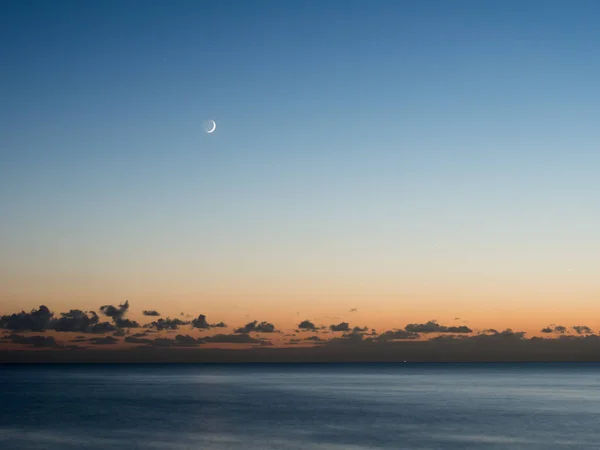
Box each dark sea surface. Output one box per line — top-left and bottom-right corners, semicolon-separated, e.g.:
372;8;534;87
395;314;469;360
1;363;600;449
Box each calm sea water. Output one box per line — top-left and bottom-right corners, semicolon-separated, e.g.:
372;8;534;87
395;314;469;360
1;363;600;449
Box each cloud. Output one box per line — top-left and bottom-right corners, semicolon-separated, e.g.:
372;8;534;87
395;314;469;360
340;326;371;339
329;322;350;332
297;320;318;332
190;314;210;329
124;334;203;348
87;336;119;345
145;318;190;331
404;320;472;334
98;300;139;329
573;325;593;335
476;329;526;340
377;329;420;341
114;318;140;328
5;334;60;348
172;335;201;346
150;335;202;347
142;310;161;317
130;332;151;338
99;300;130;320
50;310;98;332
234;320;277;334
0;305;54;332
125;336;153;345
113;329;127;337
204;333;264;344
304;336;324;342
90;322;116;334
190;314;227;330
349;308;358;312
541;325;568;334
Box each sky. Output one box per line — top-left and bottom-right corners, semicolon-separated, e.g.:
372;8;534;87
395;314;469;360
2;0;600;356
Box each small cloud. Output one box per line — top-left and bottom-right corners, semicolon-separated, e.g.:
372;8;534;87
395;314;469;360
304;336;324;342
405;320;472;334
145;318;190;331
87;336;119;345
142;310;161;317
191;314;227;330
99;300;129;320
349;308;358;313
204;333;264;344
297;320;318;332
125;336;153;345
114;318;140;328
90;322;116;334
234;320;277;334
377;329;420;341
573;325;593;335
329;322;350;332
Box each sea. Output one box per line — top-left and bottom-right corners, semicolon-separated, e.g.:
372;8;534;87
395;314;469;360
1;363;599;449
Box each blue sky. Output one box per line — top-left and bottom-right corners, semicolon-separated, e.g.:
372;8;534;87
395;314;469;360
2;1;600;329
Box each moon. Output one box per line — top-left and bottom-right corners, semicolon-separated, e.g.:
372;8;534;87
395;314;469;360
206;120;216;133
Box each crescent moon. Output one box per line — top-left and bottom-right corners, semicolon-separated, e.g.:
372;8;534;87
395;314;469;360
207;120;216;133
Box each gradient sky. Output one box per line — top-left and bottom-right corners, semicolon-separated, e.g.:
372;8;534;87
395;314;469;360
2;0;600;336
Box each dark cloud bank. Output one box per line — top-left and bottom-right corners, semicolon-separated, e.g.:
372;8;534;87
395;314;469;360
4;306;600;362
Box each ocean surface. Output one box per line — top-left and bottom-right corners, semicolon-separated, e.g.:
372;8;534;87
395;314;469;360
1;363;600;449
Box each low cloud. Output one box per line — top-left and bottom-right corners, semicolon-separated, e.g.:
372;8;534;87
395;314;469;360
99;300;129;320
4;334;60;348
476;329;526;340
87;336;119;345
541;325;568;334
145;318;190;331
114;318;140;328
349;308;358;313
125;336;153;345
205;333;264;344
297;320;318;332
404;320;472;334
142;310;161;317
377;329;420;341
90;322;116;334
50;310;98;332
0;305;53;332
190;314;228;330
573;325;593;335
191;314;210;329
150;335;202;347
234;320;277;334
329;322;350;332
99;300;139;329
